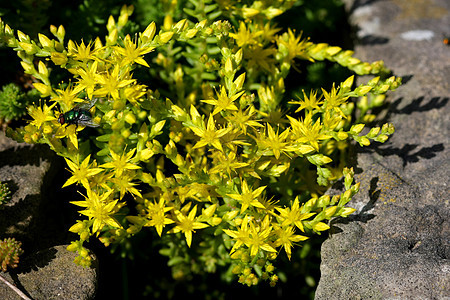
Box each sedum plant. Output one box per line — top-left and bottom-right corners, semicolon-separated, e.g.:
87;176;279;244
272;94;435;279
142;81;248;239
0;83;40;123
0;237;23;272
0;1;400;286
0;181;12;206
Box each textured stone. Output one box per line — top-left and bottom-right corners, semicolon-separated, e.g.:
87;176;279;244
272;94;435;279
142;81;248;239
0;245;97;300
0;132;98;299
316;0;450;299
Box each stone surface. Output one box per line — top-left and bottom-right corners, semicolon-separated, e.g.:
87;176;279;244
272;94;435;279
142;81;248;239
0;245;97;300
0;132;98;299
0;131;55;247
316;0;450;299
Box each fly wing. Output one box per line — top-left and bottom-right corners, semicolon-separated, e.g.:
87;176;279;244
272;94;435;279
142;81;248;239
77;113;100;127
74;98;98;111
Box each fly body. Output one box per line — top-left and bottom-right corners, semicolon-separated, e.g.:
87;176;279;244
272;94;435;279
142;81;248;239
58;98;100;128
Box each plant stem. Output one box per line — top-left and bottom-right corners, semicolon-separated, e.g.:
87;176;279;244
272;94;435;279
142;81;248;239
0;273;32;300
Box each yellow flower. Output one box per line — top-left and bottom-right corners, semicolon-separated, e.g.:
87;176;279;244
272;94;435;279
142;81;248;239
210;151;249;177
71;187;122;233
201;86;242;115
276;29;311;62
110;171;142;200
190;115;230;152
68;40;99;62
226;106;263;135
245;46;276;72
229;21;262;48
114;35;154;67
172;205;209;247
273;225;308;260
101;148;141;178
52;86;80;112
144;198;174;236
246;215;276;256
94;64;135;100
63;155;104;189
289;89;323;113
28;102;57;129
227;179;266;213
256;124;292;159
287;112;331;152
321;84;349;118
73;61;99;99
275;197;315;232
223;215;251;253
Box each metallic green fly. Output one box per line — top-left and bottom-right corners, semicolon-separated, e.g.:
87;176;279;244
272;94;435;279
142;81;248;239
58;98;100;128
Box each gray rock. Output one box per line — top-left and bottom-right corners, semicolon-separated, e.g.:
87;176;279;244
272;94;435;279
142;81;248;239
0;131;54;244
0;132;98;299
316;0;450;299
0;245;97;300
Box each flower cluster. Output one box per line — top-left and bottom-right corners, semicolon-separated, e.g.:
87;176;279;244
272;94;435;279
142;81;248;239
0;1;400;285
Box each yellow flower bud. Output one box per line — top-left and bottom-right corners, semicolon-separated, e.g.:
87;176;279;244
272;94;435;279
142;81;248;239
139;148;154;161
234;73;245;90
324;206;338;218
17;30;29;42
66;243;78;252
224;210;238;221
38;33;53;48
211;217;222;226
142;22;156;41
156;169;165;183
38;61;49;78
340;207;356;217
51;52;68;65
202;204;217;218
80;248;89;258
69;222;84;233
197;20;207;29
31;132;40;143
159;32;174;44
265;8;283;19
57;25;65;39
106;28;118;45
33;83;52;97
350;124;365;135
347;57;361;66
224;57;233;76
313;222;330;232
80;231;90;241
124;112;136;124
204;27;213;35
174;19;187;32
185;28;198;39
360;137;370;146
152;120;166;134
118;12;129;28
337;131;348;140
174;154;184;166
20;61;34;74
107;15;116;32
18;41;37;54
4;24;14;36
163;15;173;31
323;45;340;56
121;129;131;138
50;25;57;36
357;85;373;96
342;75;354;90
242;8;260;18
